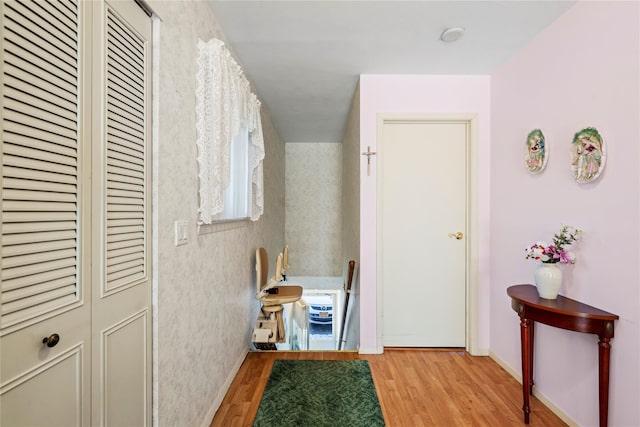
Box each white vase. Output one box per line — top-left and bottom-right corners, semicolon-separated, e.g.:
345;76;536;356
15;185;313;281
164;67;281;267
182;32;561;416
534;263;563;299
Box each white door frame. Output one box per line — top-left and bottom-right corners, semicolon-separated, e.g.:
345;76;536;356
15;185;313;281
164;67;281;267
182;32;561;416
375;113;480;354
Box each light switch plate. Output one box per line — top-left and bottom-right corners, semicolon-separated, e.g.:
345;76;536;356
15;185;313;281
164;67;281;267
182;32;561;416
175;220;188;246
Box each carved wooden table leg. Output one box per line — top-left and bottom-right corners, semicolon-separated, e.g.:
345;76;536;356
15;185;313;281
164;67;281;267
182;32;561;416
520;317;532;424
598;335;612;427
528;321;535;395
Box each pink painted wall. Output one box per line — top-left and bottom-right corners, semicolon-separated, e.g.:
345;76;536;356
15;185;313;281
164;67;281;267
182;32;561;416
359;75;491;353
490;2;640;426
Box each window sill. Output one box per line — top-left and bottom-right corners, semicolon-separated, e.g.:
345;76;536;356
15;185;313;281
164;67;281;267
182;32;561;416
197;218;248;235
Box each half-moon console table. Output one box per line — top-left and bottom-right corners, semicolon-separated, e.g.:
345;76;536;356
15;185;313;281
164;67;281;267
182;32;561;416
507;284;619;427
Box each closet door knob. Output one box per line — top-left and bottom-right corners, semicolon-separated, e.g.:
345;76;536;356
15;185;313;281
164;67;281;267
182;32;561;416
42;333;60;348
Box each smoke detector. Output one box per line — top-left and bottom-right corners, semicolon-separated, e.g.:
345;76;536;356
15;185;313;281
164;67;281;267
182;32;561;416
440;27;465;42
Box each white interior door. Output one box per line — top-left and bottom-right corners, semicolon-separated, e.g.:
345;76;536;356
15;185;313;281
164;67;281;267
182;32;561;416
379;119;467;347
91;1;152;426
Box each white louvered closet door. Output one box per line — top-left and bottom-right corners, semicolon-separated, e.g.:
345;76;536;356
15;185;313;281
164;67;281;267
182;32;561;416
0;1;152;426
1;1;92;425
91;2;152;426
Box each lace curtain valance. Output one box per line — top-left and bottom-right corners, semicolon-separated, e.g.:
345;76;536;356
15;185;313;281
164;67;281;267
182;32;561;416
195;38;264;223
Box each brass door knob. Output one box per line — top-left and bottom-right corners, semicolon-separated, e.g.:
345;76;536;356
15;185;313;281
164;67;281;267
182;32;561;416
448;232;464;240
42;333;60;348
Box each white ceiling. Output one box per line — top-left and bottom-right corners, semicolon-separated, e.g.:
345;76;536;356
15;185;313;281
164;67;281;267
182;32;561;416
207;1;575;142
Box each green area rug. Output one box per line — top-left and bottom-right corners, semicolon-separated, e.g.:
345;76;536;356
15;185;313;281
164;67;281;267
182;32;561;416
253;360;385;427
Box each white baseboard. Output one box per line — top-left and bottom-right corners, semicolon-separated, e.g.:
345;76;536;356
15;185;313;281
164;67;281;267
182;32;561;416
201;349;249;427
358;346;383;354
468;346;489;356
488;351;578;427
489;351;523;382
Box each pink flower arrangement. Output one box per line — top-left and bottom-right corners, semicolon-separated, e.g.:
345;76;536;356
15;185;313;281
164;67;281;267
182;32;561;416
525;225;582;264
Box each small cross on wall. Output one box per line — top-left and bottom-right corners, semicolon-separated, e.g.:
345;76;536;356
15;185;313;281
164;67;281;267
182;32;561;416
361;146;377;176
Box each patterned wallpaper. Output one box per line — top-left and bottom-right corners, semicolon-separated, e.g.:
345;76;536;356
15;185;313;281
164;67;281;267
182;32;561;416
150;1;285;425
285;143;342;276
342;83;361;275
341;84;361;350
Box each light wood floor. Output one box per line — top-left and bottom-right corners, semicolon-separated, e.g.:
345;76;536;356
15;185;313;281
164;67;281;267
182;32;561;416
210;349;567;427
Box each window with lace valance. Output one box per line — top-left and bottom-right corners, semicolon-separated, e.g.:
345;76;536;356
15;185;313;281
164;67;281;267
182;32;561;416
195;38;264;224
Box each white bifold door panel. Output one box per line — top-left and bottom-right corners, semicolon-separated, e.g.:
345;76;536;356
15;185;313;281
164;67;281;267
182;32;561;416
1;1;152;425
91;2;152;426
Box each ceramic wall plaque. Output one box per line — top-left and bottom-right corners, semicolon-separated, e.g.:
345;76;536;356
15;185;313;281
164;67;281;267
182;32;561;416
525;129;547;174
571;127;605;183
